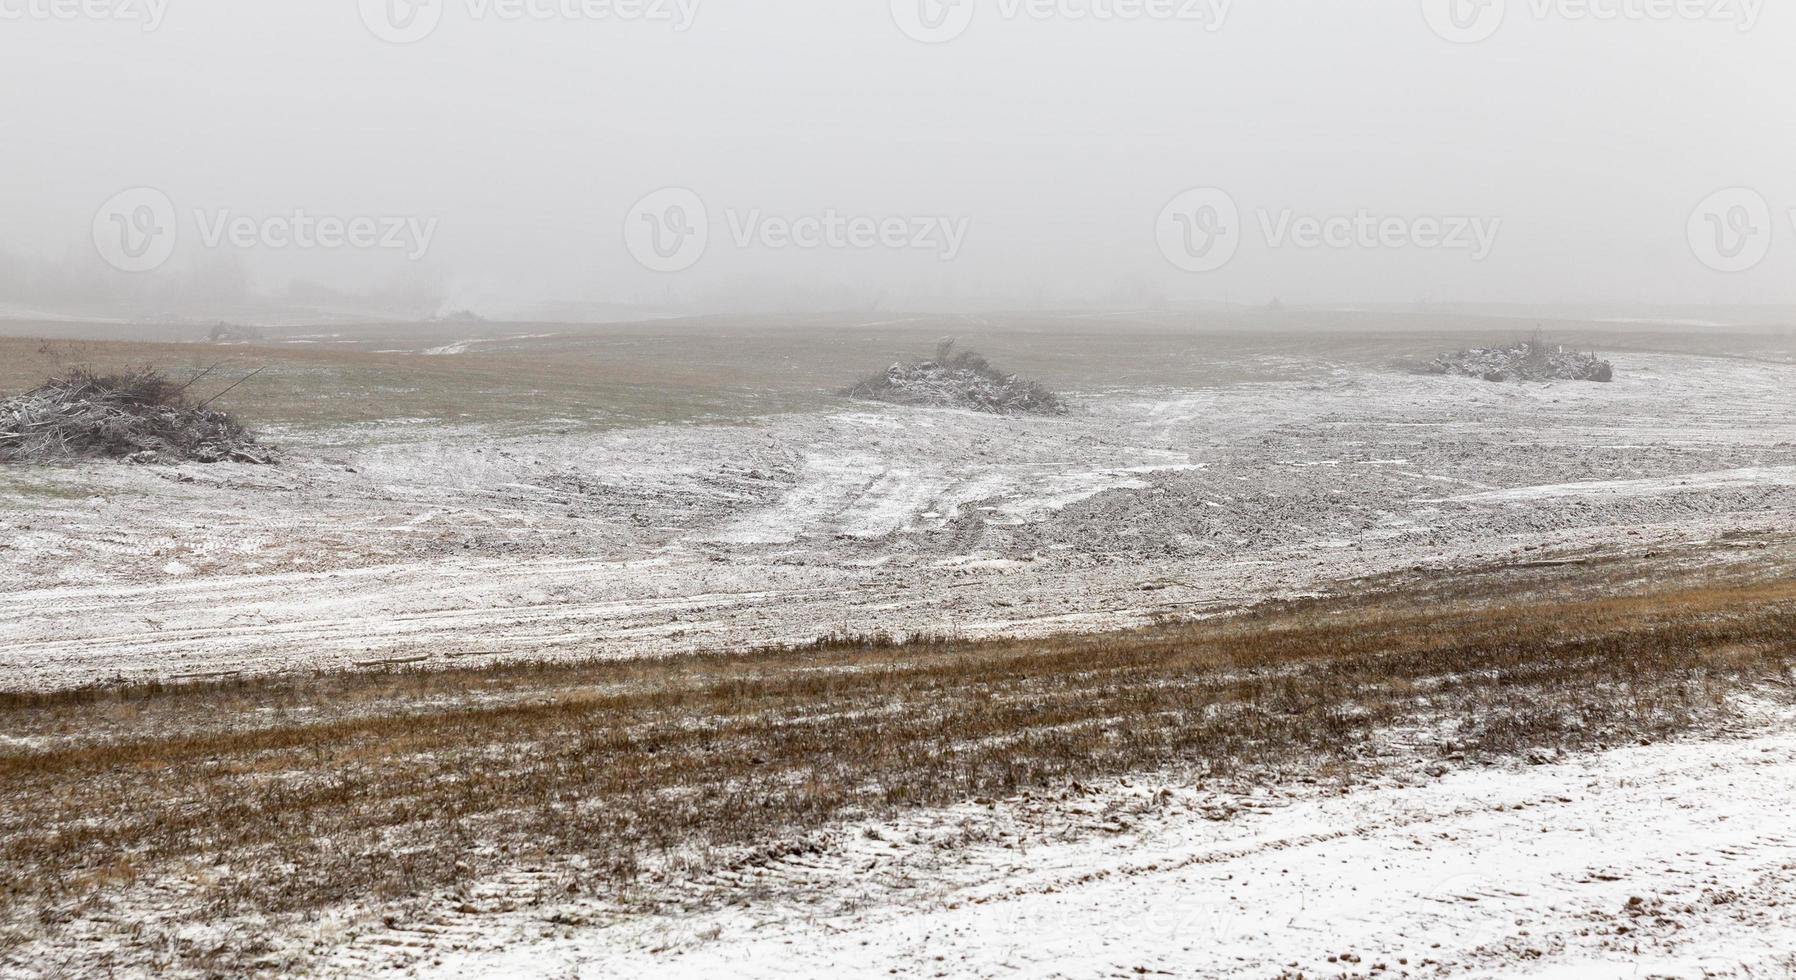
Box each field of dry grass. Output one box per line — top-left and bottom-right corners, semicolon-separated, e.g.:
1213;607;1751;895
0;336;819;432
3;561;1794;975
6;314;1788;431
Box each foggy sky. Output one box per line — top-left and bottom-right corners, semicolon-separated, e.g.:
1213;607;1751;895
2;0;1792;319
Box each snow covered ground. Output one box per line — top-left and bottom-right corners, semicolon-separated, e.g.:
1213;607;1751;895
2;350;1794;690
415;707;1796;980
4;334;1796;978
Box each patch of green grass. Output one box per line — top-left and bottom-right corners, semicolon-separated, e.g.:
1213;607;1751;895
0;469;102;504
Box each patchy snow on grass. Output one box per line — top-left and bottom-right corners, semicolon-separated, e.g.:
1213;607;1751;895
421;713;1796;980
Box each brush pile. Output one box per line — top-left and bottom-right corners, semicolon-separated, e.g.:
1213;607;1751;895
847;340;1068;416
0;368;272;464
1422;336;1613;383
206;322;267;344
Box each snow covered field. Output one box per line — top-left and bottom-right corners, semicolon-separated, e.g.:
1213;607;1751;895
4;324;1796;979
6;576;1793;978
425;708;1796;980
2;347;1794;690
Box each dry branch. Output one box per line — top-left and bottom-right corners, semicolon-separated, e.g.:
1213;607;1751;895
354;654;432;668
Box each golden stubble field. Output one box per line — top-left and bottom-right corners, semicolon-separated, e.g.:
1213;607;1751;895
2;550;1795;975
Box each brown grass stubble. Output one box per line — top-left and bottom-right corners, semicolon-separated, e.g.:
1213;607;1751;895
1;579;1793;957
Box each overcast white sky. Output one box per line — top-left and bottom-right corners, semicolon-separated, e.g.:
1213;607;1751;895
1;0;1792;317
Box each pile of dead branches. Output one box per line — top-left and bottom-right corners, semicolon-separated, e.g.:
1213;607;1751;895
1420;334;1614;383
846;339;1068;416
0;367;274;465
